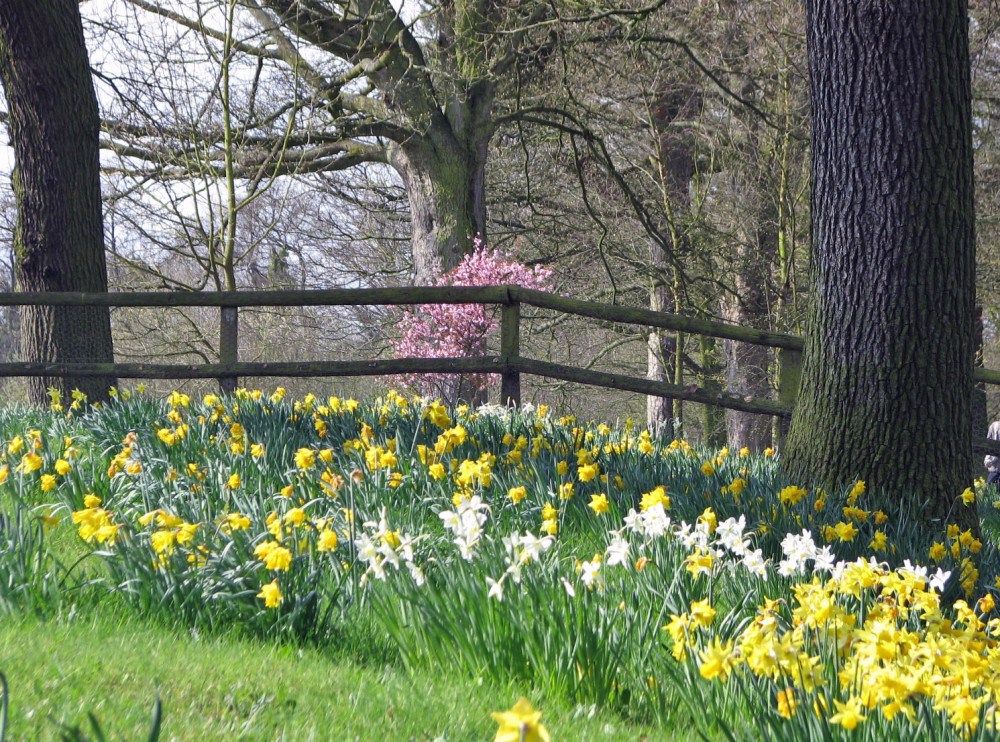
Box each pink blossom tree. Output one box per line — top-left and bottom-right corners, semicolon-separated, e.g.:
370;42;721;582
391;239;554;404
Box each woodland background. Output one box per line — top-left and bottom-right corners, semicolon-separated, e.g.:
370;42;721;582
1;0;997;451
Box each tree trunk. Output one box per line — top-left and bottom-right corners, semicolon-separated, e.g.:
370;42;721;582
721;182;776;451
0;0;117;406
392;88;491;286
786;0;977;532
700;335;726;448
646;259;675;435
647;81;697;435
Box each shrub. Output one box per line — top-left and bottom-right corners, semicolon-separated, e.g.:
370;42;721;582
391;239;553;404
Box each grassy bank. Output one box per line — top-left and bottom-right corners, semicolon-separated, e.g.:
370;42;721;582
0;388;998;740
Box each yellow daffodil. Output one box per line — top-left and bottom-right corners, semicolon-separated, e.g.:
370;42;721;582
254;541;293;571
776;688;796;719
779;485;807;506
834;521;858;542
588;493;609;514
491;698;549;742
578;462;599;482
698;637;736;681
317;529;338;551
19;452;43;473
294;448;316;470
699;507;717;534
829;698;866;730
640;486;671;511
690;598;716;628
257;579;282;608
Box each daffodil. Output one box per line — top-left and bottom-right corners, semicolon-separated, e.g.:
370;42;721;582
698;637;736;681
690;598;716;628
776;688;796;718
508;486;527;503
588;493;609;514
577;462;599;482
779;485;807;505
257;578;282;608
491;698;550;742
294;448;316;470
255;541;292;571
829;698;866;730
318;529;338;551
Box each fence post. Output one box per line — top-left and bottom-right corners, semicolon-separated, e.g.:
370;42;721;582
773;346;802;449
500;291;521;407
220;305;239;394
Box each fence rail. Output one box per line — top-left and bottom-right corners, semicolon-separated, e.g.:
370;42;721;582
6;286;1000;454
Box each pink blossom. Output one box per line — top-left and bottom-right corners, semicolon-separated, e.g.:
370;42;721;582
391;238;554;401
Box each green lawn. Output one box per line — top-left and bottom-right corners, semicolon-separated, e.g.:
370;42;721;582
0;611;678;741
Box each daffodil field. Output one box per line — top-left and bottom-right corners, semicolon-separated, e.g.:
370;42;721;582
3;387;1000;739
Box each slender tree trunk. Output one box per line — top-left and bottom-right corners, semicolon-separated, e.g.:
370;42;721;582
721;183;776;451
786;0;977;532
647;81;697;435
0;0;117;405
646;256;675;435
700;335;726;448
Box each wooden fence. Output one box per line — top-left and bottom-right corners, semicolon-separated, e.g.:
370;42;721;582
2;286;999;454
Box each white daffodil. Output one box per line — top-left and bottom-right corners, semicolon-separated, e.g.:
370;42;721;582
641;504;670;538
355;534;378;563
605;536;630;567
742;549;768;579
930;568;952;593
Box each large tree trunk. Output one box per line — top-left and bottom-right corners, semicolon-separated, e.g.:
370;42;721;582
0;0;117;406
786;0;977;531
392;82;492;286
393;134;487;285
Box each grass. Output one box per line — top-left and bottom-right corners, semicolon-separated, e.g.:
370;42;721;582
0;608;683;740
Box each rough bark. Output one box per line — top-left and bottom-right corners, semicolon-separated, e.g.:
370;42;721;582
391;97;491;284
0;0;117;405
786;0;978;532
